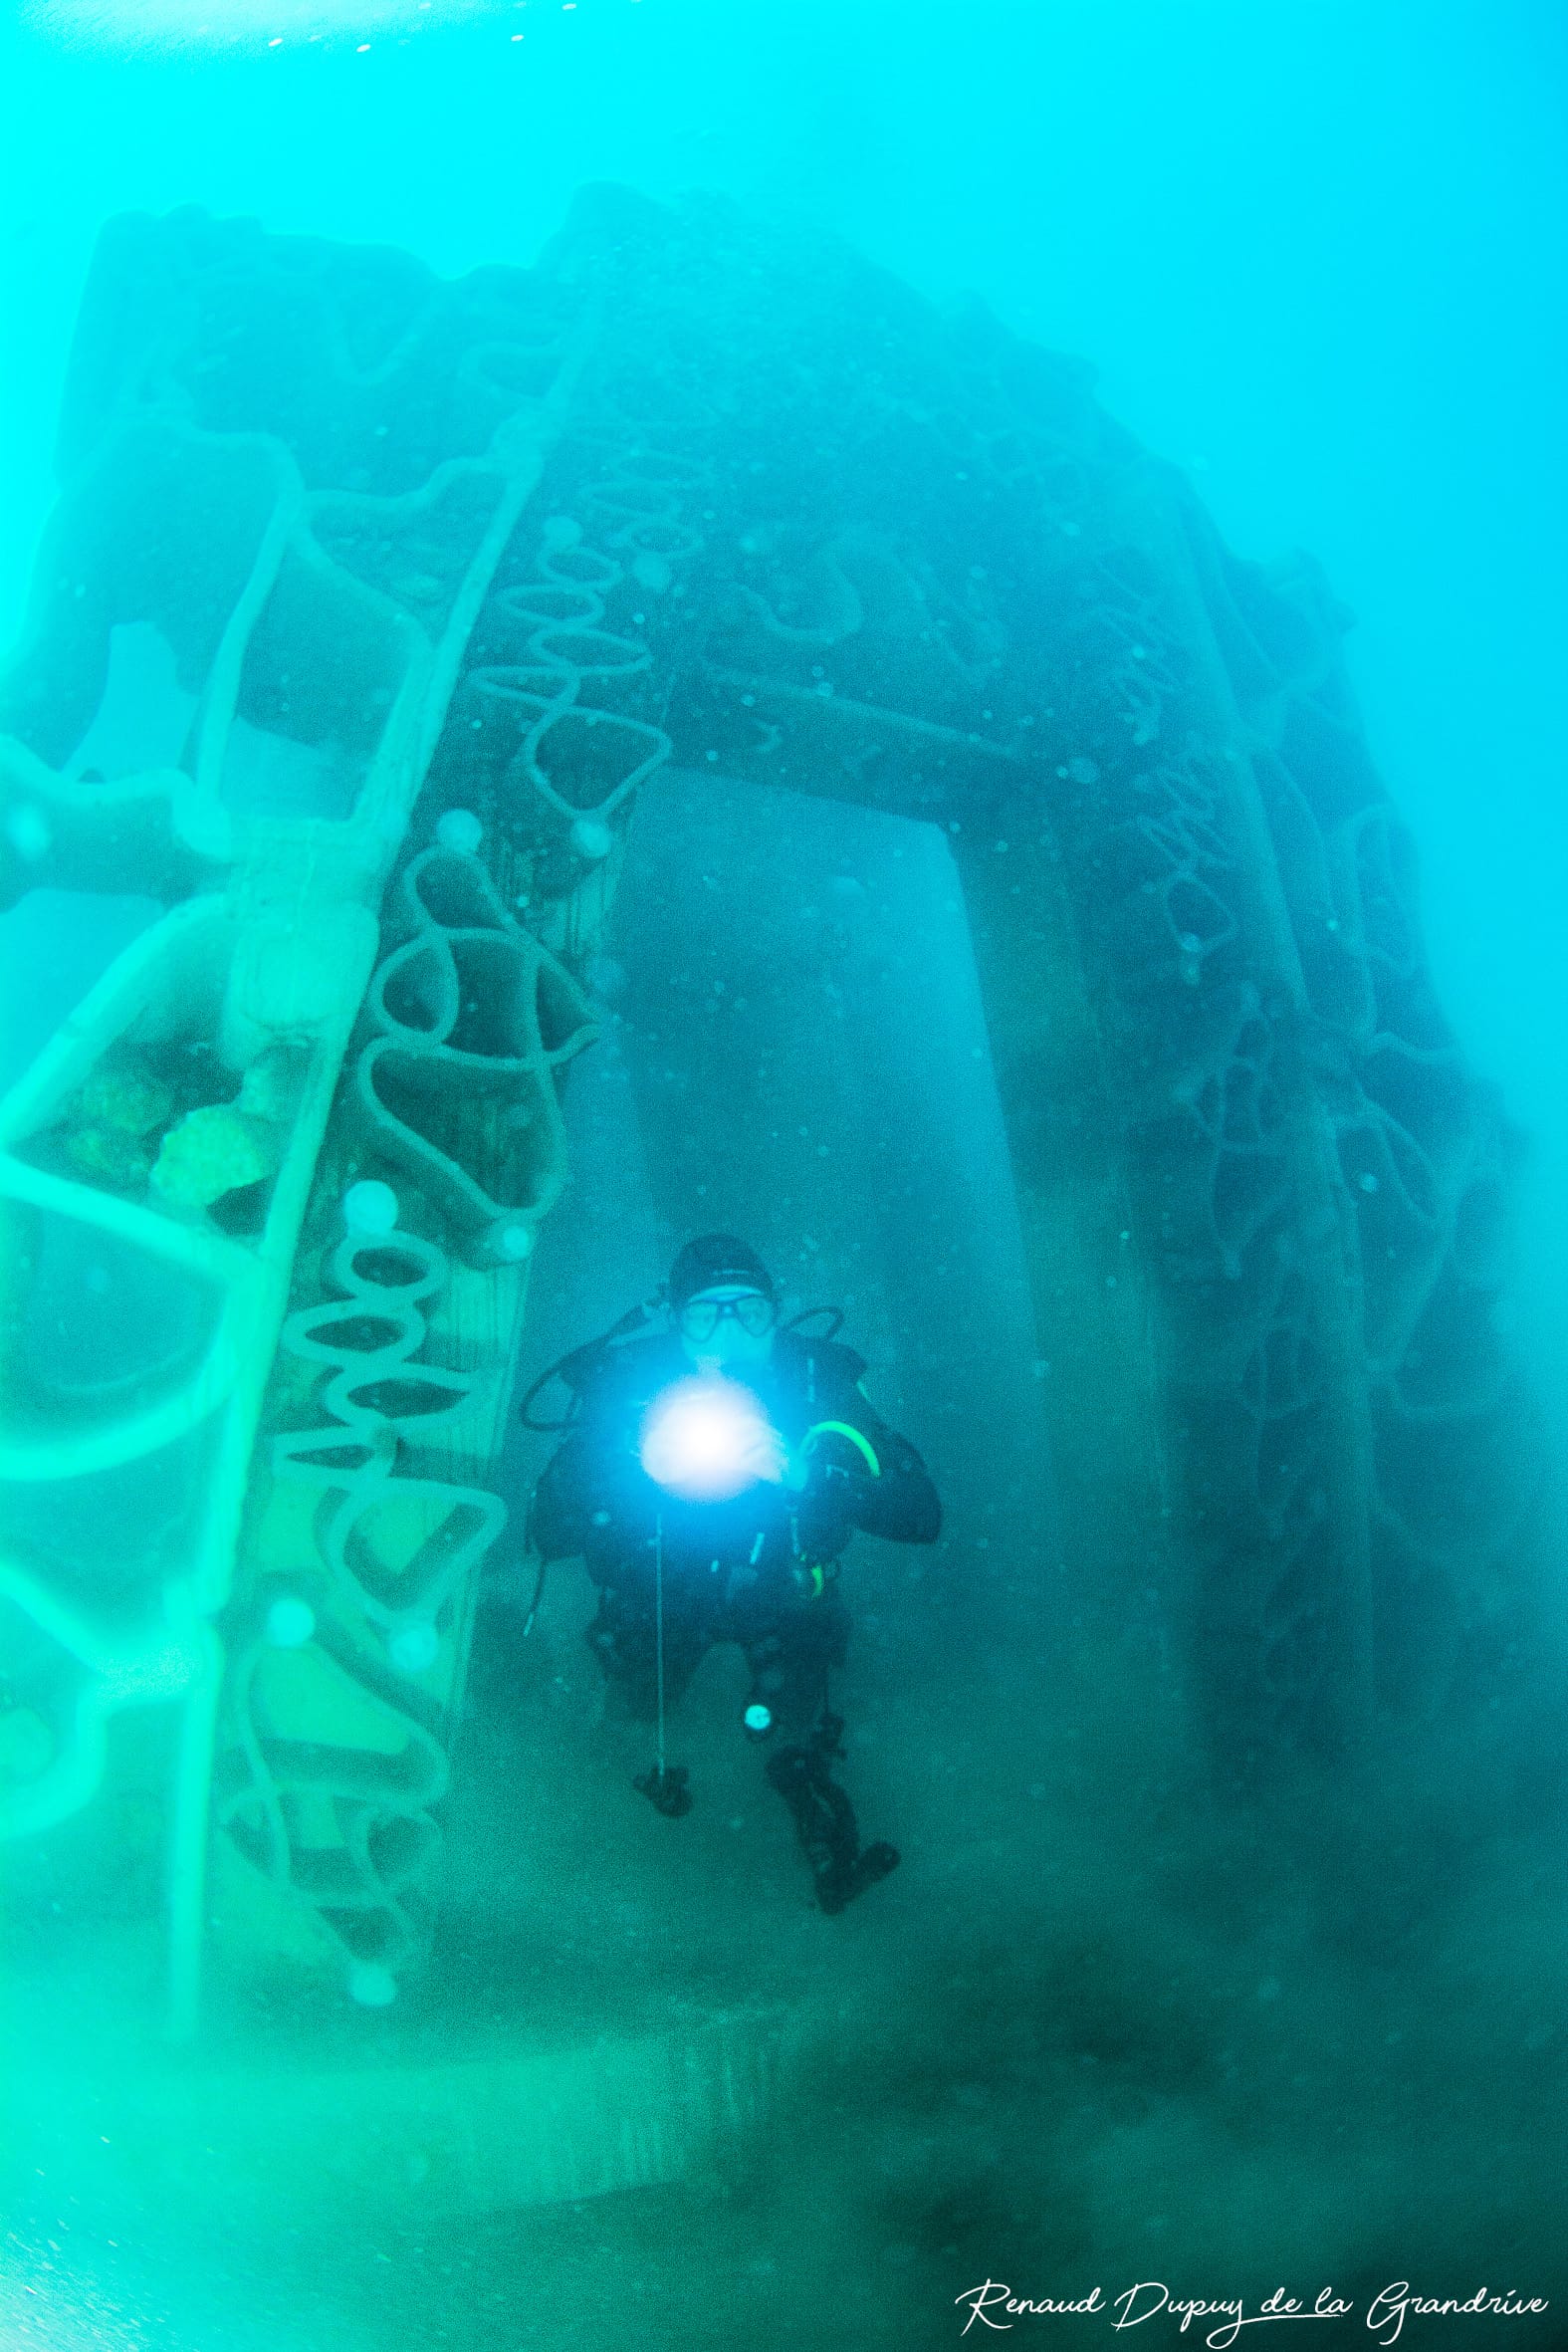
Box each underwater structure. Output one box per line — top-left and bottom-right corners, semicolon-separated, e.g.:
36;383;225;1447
0;185;1552;2109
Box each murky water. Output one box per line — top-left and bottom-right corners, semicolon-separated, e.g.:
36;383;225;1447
3;8;1567;2350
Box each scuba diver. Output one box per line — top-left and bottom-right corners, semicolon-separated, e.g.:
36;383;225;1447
522;1233;942;1913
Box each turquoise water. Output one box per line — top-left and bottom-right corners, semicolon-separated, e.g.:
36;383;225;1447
2;5;1567;2348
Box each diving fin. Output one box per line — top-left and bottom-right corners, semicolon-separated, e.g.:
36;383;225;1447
766;1743;900;1913
813;1837;900;1915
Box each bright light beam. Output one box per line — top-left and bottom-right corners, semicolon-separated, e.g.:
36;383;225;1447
638;1376;786;1504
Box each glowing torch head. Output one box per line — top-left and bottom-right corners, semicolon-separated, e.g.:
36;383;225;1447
638;1375;787;1503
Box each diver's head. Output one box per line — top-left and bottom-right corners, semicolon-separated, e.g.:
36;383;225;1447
669;1232;778;1370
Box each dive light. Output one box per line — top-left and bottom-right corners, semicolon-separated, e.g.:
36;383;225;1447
637;1375;787;1502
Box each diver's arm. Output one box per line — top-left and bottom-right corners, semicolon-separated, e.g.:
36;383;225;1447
845;1419;942;1543
806;1362;942;1545
528;1408;659;1568
526;1429;598;1563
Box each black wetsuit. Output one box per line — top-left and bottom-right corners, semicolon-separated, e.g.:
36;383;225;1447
527;1321;941;1908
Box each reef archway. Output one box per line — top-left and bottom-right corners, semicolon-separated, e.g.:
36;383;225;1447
0;191;1553;2094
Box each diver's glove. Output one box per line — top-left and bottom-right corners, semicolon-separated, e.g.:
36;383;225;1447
792;1464;872;1566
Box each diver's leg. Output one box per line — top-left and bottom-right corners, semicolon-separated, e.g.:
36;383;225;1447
742;1589;848;1740
584;1583;704;1724
764;1738;900;1914
753;1598;899;1912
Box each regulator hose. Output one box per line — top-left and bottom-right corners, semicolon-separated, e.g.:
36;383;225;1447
518;1294;664;1430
